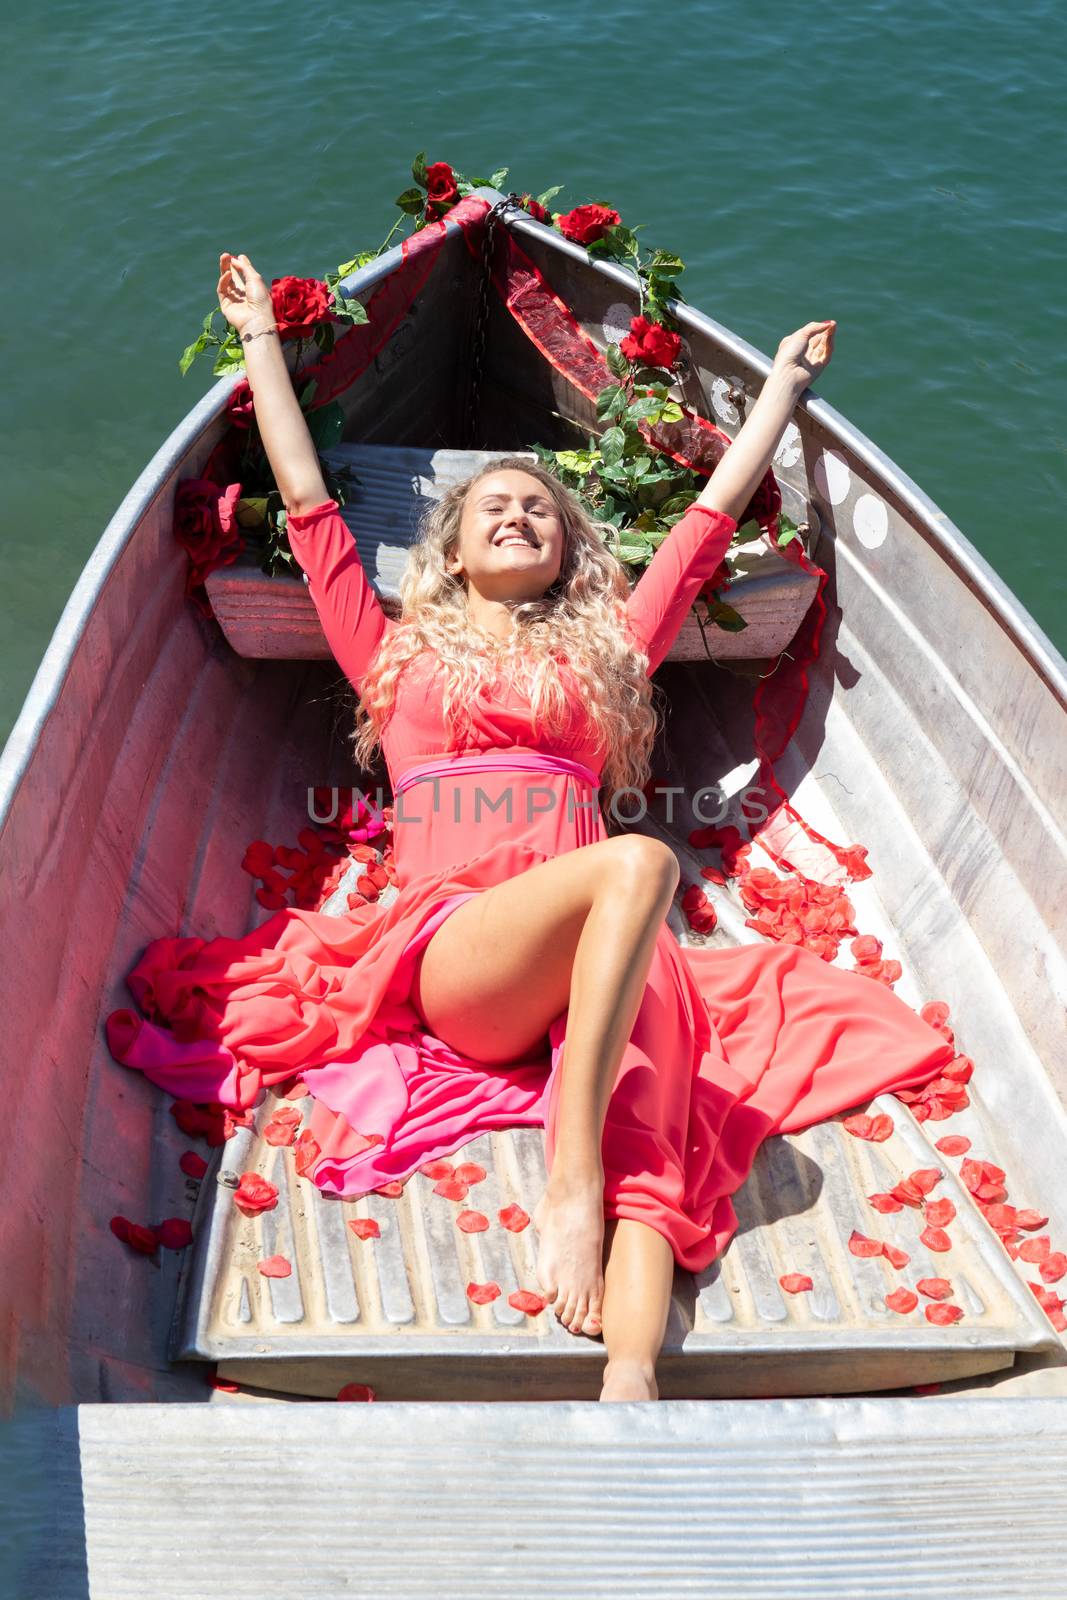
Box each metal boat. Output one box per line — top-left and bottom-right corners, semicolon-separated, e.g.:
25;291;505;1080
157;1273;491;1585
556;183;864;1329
2;187;1066;1596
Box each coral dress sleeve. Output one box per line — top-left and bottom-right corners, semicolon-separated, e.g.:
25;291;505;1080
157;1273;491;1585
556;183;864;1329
624;502;738;675
285;498;395;692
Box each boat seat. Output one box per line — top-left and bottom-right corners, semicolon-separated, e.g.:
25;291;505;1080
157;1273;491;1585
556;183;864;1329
171;863;1059;1403
203;443;821;664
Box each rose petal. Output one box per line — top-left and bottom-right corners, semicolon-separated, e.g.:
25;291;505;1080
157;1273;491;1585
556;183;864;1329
925;1302;964;1324
916;1277;954;1300
179;1151;209;1180
453;1163;487;1185
923;1198;956;1228
264;1119;298;1147
885;1288;919;1313
868;1192;905;1213
432;1178;470;1202
336;1383;376;1402
420;1160;455;1180
498;1204;530;1233
466;1281;502;1304
374;1181;405;1198
779;1273;814;1293
127;1223;160;1255
882;1243;910;1270
456;1210;489;1233
848;1230;885;1258
1039;1253;1067;1283
267;1105;303;1128
508;1289;547;1315
934;1135;971;1156
347;1218;381;1240
257;1254;292;1278
157;1218;193;1250
919;1225;953;1252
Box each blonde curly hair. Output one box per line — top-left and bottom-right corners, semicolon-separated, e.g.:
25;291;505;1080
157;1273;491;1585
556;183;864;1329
349;455;661;800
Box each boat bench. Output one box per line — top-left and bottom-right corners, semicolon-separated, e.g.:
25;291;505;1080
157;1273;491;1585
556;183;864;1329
203;443;821;664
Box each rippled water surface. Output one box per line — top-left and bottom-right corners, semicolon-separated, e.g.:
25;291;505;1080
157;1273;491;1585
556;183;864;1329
2;0;1064;745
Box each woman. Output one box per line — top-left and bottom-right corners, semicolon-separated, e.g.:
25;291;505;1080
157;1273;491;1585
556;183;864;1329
107;250;957;1403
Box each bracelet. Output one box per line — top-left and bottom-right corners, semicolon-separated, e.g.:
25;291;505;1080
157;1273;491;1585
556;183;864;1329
241;324;279;346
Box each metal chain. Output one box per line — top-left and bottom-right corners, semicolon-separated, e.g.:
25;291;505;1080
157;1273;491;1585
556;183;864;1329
463;192;527;449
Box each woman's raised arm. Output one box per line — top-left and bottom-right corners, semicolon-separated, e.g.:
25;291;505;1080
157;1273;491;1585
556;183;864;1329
626;320;836;672
690;320;836;523
216;253;393;689
216;251;329;515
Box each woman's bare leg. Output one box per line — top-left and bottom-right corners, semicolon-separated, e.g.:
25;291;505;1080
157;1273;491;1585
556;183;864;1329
597;1217;676;1401
411;832;680;1337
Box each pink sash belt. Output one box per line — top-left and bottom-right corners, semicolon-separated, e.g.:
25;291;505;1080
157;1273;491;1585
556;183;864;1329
393;751;601;795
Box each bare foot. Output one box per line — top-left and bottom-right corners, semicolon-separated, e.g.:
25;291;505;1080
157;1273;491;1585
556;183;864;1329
533;1175;605;1337
599;1358;658;1402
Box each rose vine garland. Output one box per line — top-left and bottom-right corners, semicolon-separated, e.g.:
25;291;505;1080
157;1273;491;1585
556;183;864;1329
174;152;801;636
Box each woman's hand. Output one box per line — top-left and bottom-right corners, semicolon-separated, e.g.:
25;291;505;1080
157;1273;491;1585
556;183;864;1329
217;252;276;337
772;319;837;392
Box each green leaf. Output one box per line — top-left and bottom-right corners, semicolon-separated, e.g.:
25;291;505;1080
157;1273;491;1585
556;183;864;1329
201;309;218;335
599;426;626;465
411;150;428;188
213;349;247;378
488;167;509;187
179;332;210;376
605;342;628;378
616;542;652;564
625;396;662;423
776;512;800;549
734;517;766;545
305;401;345;452
660;494;698;516
334;250;379;277
334;296;370;326
395;187;425;216
300;378;319;409
596;384;628;421
705;598;748;633
646;251;686;277
537;185;564;207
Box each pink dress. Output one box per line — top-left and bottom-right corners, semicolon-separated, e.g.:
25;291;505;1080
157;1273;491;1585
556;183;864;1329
105;498;957;1272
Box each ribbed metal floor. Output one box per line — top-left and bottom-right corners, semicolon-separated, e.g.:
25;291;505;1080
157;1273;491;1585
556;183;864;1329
170;851;1058;1400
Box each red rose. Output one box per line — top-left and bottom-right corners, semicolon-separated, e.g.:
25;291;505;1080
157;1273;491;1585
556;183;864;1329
226;378;256;431
556;203;621;246
424;160;460;219
269;275;334;340
619;314;682;370
173;479;245;593
519;193;550;223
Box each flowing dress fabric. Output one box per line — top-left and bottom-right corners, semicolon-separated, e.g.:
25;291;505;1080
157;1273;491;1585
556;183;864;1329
105;499;957;1273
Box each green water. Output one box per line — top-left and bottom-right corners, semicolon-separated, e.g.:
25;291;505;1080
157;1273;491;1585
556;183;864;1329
2;0;1064;748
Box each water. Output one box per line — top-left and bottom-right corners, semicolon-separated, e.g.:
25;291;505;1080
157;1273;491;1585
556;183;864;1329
1;0;1065;749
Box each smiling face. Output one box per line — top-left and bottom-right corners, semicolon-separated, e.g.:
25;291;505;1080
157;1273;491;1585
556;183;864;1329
446;470;566;602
